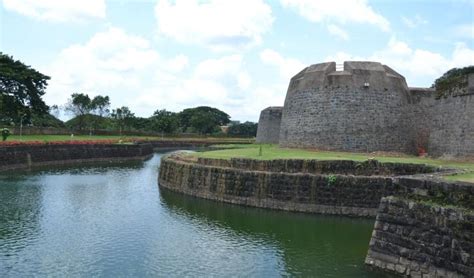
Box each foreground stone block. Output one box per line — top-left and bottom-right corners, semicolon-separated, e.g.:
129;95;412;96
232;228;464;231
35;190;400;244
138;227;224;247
365;196;473;277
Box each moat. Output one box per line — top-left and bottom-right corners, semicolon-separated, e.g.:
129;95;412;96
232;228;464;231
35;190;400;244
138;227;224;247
0;153;386;277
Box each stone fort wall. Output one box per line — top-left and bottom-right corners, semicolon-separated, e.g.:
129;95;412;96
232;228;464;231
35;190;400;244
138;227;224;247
256;106;283;144
279;61;412;153
256;61;473;157
408;74;474;157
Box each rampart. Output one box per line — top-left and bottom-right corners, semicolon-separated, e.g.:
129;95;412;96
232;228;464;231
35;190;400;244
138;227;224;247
408;74;474;157
258;60;474;157
256;106;283;144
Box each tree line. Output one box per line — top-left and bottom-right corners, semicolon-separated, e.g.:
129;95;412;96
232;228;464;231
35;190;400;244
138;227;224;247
0;53;257;137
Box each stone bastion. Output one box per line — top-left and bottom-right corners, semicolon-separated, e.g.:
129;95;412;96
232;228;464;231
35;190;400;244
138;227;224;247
256;61;474;158
256;106;283;144
281;61;412;152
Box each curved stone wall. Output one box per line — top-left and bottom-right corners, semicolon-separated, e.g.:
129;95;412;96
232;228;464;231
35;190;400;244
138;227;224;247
256;106;283;144
279;61;412;152
158;155;472;217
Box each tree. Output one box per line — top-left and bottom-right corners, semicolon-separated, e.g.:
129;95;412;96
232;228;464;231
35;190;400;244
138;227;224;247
66;93;91;116
432;66;474;88
178;106;230;133
227;121;258;137
91;95;110;117
65;93;110;130
0;53;50;125
111;106;135;135
189;110;220;134
150;109;179;133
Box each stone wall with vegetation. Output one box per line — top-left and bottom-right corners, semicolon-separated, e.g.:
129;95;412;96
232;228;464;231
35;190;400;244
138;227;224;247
0;143;154;171
409;74;474;157
197;157;438;176
366;196;473;277
159;156;472;217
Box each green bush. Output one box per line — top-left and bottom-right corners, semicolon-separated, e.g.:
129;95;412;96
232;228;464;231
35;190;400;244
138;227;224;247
327;175;337;186
2;128;10;141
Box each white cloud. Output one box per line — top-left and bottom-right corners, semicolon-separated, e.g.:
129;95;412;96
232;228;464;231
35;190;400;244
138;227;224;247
154;0;273;51
44;26;274;121
44;27;160;108
327;24;349;40
166;54;189;73
2;0;106;22
135;54;281;121
401;15;428;28
260;49;305;80
280;0;390;31
325;37;474;86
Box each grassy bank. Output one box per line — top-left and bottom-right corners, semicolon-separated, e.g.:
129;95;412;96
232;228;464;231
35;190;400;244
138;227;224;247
194;144;474;183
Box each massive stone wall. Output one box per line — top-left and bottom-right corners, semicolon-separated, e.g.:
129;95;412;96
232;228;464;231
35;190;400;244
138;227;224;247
254;60;473;157
256;106;283;144
409;74;474;157
279;61;412;153
366;197;473;277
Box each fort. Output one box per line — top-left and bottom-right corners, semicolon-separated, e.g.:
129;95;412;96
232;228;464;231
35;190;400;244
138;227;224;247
256;61;474;158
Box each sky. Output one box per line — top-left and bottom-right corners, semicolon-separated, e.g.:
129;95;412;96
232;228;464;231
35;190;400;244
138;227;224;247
1;0;473;122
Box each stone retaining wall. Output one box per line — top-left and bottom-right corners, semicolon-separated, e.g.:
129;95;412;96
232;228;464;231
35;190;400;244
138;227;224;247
197;157;439;176
366;197;473;277
159;156;473;217
0;143;154;171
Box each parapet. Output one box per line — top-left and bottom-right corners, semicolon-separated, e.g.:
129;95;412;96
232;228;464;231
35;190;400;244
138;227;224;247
288;61;408;92
261;106;283;113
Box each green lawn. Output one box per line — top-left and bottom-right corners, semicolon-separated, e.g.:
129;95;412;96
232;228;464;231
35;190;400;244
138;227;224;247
195;144;474;183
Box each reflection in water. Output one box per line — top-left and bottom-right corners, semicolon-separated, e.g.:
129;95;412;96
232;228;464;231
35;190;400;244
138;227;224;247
160;189;382;277
1;153;384;277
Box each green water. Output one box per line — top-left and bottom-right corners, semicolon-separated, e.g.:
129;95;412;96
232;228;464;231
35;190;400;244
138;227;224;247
0;153;383;277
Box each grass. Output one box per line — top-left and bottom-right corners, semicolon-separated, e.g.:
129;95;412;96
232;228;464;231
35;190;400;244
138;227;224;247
445;172;474;183
195;144;474;183
4;135;254;143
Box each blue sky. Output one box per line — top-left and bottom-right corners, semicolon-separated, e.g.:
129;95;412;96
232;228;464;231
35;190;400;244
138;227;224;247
1;0;473;122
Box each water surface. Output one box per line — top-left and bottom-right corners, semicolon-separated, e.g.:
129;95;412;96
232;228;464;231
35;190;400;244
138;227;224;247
0;153;382;277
